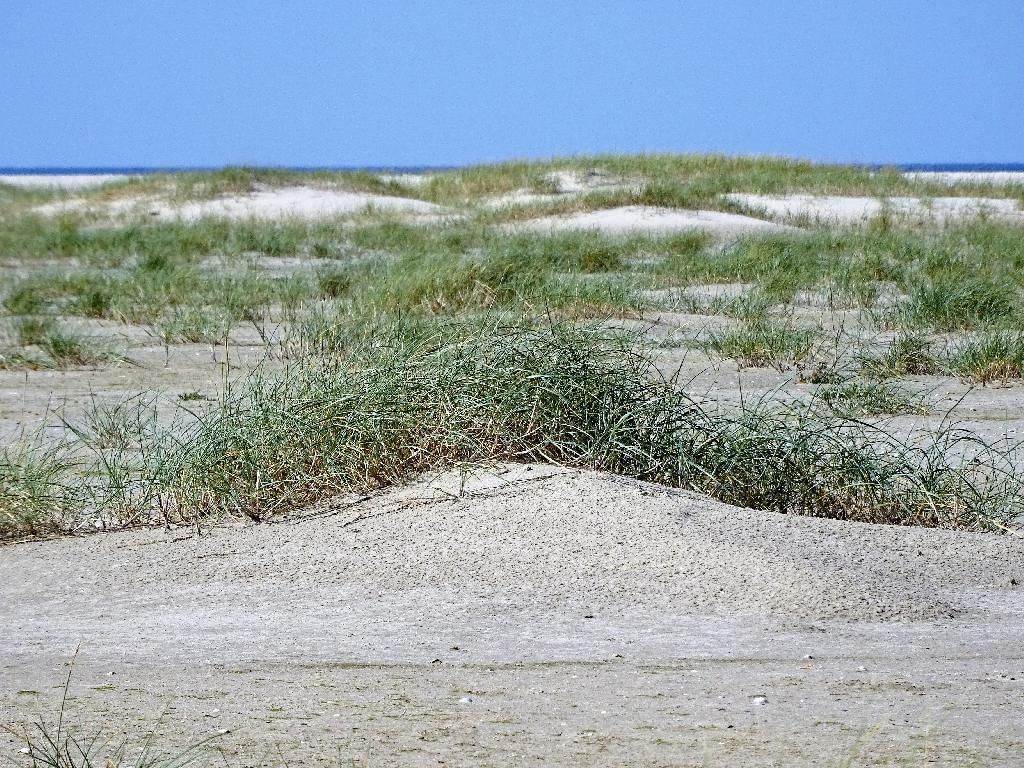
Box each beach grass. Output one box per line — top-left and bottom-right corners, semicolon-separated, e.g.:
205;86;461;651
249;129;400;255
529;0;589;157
946;331;1024;384
704;319;820;370
2;320;1018;540
3;157;1024;539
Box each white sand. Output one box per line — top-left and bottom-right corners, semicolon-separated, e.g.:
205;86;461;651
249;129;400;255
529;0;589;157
482;189;565;208
904;171;1024;186
35;186;449;221
513;205;796;236
377;172;434;188
3;468;1023;764
5;464;1021;628
0;173;133;189
726;193;1023;224
166;186;446;220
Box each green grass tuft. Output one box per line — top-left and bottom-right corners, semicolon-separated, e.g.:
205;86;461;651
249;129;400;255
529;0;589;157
946;331;1024;384
704;319;819;370
818;381;929;418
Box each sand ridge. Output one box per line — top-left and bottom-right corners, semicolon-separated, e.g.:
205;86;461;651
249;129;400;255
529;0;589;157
4;464;1022;631
33;185;450;221
509;205;797;236
0;174;134;189
725;193;1024;224
4;460;1023;764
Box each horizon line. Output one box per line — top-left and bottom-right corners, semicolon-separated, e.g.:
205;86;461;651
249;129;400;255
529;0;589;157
3;162;1024;176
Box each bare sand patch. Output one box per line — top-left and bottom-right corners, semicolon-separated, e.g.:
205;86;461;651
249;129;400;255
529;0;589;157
482;189;566;208
726;193;1023;224
0;173;134;189
3;468;1023;764
904;171;1024;186
34;186;450;222
511;205;795;236
4;464;1020;625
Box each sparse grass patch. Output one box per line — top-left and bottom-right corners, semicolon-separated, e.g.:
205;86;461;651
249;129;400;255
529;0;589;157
3;317;119;368
946;331;1024;384
901;277;1017;331
860;334;939;378
5;656;222;767
704;319;819;370
348;232;641;316
818;381;929;418
145;321;1019;530
316;268;354;298
0;443;79;538
148;306;237;344
5;266;314;330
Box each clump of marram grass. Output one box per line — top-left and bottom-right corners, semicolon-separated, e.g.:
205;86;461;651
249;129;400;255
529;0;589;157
0;442;81;538
141;320;1020;531
2;320;1021;538
946;331;1024;384
900;277;1018;331
703;319;819;370
860;333;939;378
0;317;119;369
3;264;314;337
817;380;929;418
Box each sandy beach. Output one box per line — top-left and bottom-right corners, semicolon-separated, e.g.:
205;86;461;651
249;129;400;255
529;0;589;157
3;464;1022;765
3;158;1024;765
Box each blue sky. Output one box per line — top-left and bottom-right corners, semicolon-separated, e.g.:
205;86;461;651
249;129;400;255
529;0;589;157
2;1;1022;167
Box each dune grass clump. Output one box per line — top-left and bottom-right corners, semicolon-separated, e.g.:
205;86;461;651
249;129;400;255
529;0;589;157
817;380;929;418
348;232;641;316
901;277;1018;331
0;317;119;369
4;264;314;341
860;333;939;378
946;331;1024;384
0;444;79;538
1;321;1020;538
142;321;1020;532
704;320;819;370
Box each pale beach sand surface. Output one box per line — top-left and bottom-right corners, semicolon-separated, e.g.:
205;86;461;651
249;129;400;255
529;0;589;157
511;204;796;236
904;171;1024;185
34;185;450;221
726;193;1023;224
0;173;133;189
2;464;1022;765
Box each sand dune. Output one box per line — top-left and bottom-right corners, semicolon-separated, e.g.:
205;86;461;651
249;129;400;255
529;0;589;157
904;171;1024;185
4;464;1020;635
727;193;1023;224
164;186;447;220
34;185;449;221
512;205;795;236
0;173;133;189
4;468;1022;764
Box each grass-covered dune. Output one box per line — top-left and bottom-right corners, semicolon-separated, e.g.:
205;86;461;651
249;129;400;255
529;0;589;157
14;153;1019;203
3;156;1024;540
3;320;1019;539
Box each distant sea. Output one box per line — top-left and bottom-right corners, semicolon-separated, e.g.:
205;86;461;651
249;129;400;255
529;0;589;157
0;166;454;175
1;163;1023;176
